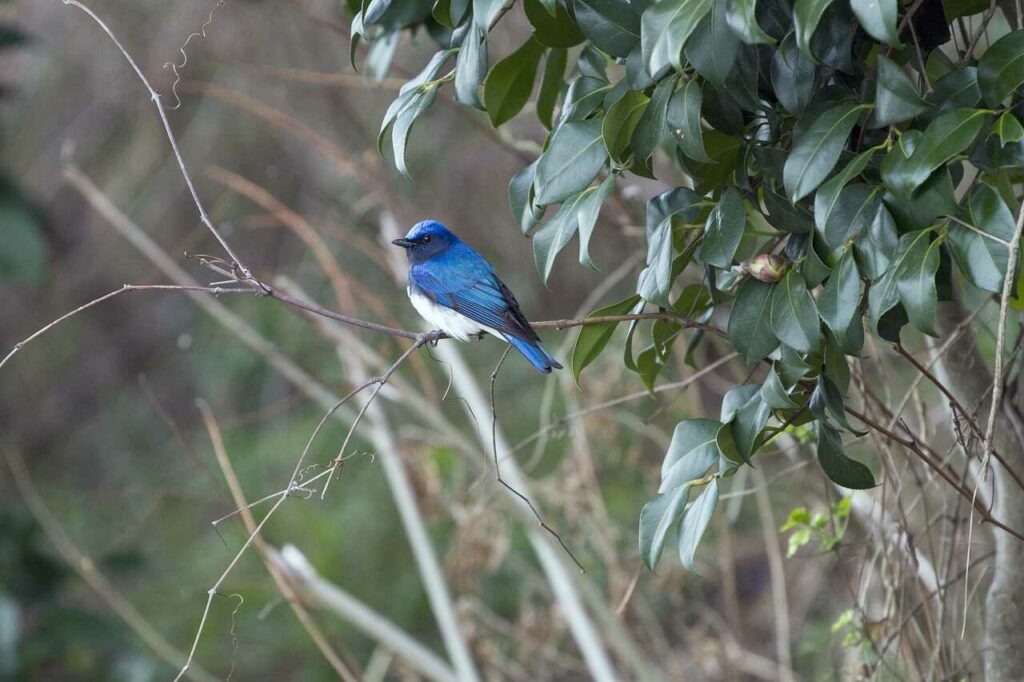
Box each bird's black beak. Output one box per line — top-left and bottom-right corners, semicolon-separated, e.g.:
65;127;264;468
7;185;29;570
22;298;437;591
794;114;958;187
392;238;414;248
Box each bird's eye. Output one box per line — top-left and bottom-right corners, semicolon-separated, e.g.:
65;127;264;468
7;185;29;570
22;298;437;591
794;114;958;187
422;236;432;243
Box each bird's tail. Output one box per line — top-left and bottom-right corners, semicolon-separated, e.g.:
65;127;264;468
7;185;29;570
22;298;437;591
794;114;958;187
504;335;563;374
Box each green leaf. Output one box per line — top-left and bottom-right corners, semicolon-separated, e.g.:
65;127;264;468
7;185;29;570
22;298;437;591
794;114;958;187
661;419;722;491
924;67;981;118
729;279;779;363
631;75;675;160
993;112;1024;145
535;119;607;205
667;79;713;163
533;193;584;282
637;219;675;305
854;202;897;280
809;375;861;433
639;485;690;569
455;23;487;108
577;173;616;268
793;0;835;58
873;56;929;126
390;84;441;176
882;109;986;197
978;30;1024;107
947;184;1013;293
524;0;586;47
640;419;721;569
473;0;506;27
640;0;714;76
573;0;642;59
509;160;543;232
685;0;740;89
537;48;567;130
728;392;771;461
725;0;774;44
850;0;898;45
895;228;941;336
769;270;821;353
784;103;867;203
602;90;650;161
813;147;877;233
702;187;746;268
571;294;642;380
760;366;799;409
818;249;862;343
817;184;882;255
483;37;545;127
941;0;988;20
817;424;875;489
678;479;719;571
771;35;816;115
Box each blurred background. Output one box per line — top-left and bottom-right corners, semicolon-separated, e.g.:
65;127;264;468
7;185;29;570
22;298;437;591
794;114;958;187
0;1;977;680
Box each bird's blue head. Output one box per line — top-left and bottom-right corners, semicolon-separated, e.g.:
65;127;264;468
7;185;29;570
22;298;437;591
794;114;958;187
392;220;460;264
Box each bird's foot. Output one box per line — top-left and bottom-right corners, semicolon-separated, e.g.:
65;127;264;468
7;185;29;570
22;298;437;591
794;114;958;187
417;329;446;346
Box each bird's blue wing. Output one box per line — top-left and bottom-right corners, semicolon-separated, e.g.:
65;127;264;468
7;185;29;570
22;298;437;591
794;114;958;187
411;267;540;343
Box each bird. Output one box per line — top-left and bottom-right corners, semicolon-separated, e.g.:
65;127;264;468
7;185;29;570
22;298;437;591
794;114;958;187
392;220;563;374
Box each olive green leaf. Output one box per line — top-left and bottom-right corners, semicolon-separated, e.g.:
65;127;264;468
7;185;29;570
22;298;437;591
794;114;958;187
769;270;822;353
571;293;642;380
874;55;929;126
702;187;746;268
850;0;898;45
817;424;875;489
483;36;545;126
784;102;868;203
729;278;779;363
640;0;713;76
535;119;607;205
978;30;1024;107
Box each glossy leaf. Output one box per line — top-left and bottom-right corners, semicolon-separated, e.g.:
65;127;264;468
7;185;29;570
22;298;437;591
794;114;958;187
883;109;986;197
639;485;690;569
537;48;567;129
509;160;544;232
729;279;779;363
573;0;642;58
817;424;875;489
660;419;723;491
794;0;835;58
725;0;774;44
685;0;741;88
535;119;607;205
602;90;650;161
571;294;642;380
978;30;1024;107
993;112;1024;146
769;271;821;353
533;192;585;282
818;249;863;343
894;228;940;336
874;56;929;126
678;479;719;571
667;79;713;163
760;366;799;408
947;184;1013;293
817;184;882;255
631;75;675;160
850;0;898;45
813;147;877;232
784;102;867;202
483;37;545;126
455;23;487;108
524;0;586;47
702;187;746;268
854;202;897;280
771;36;816;115
641;0;713;76
577;173;617;267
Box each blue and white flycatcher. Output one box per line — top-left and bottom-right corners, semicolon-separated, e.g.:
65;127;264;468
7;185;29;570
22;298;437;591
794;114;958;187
392;220;563;374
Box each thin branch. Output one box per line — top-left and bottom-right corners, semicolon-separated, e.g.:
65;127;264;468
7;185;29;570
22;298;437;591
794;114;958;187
3;449;219;682
198;402;360;682
488;344;585;571
0;284;245;373
62;0;252;279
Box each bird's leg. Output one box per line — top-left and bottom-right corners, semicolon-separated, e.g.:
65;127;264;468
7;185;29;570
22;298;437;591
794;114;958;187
418;329;446;347
473;332;487;341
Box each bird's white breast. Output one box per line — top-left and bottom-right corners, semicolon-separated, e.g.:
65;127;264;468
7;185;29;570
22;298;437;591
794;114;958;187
408;287;501;341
